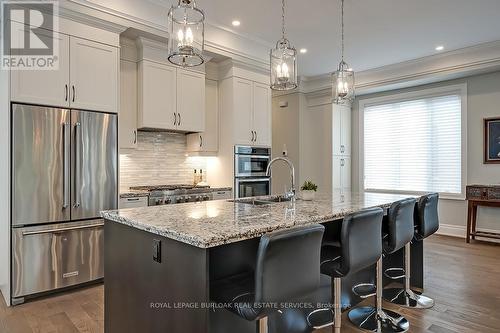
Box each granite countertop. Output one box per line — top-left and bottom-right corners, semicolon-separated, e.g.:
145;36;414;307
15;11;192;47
103;191;417;249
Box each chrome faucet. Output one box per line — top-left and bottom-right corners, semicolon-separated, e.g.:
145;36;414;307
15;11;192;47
266;157;296;201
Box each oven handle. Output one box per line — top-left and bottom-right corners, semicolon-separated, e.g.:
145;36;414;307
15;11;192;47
236;177;271;183
236;155;270;160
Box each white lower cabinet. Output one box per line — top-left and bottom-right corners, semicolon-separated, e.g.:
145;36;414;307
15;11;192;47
187;79;218;153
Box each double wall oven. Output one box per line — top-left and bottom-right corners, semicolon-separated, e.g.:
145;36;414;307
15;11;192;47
234;146;271;198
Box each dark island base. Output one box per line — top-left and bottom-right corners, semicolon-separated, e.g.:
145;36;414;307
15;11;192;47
104;219;423;333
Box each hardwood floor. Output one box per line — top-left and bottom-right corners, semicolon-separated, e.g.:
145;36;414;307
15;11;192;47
1;235;499;333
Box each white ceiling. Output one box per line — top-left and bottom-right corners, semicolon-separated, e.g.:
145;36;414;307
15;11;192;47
157;0;500;77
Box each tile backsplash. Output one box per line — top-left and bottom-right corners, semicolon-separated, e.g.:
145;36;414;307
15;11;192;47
120;131;207;192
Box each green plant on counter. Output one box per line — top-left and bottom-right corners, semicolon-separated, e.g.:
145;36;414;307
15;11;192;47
300;181;318;192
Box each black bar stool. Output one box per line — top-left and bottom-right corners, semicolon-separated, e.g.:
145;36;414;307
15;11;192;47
383;193;438;308
320;207;385;333
211;224;331;333
347;200;412;333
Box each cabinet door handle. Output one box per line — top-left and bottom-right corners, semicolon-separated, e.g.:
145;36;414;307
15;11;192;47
72;85;75;102
178;113;181;126
64;84;68;102
255;131;257;142
133;130;137;144
251;131;255;142
199;135;203;148
174;112;177;125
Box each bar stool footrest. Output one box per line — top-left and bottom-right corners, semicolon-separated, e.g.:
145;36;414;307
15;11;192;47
306;308;334;330
352;283;376;299
384;267;406;280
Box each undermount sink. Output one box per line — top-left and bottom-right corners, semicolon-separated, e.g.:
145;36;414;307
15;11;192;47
234;196;294;206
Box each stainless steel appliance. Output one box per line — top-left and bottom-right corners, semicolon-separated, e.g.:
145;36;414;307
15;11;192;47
234;146;271;198
11;104;117;304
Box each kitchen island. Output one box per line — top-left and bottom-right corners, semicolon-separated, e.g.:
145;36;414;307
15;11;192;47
102;192;425;333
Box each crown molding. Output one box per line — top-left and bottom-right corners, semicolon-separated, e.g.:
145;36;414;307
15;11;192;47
61;0;270;70
300;40;500;98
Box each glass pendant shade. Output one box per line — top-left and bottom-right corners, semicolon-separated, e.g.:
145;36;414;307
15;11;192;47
168;0;204;67
332;60;355;104
270;38;297;90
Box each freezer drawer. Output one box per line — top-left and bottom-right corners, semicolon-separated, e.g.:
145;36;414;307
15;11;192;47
12;220;104;299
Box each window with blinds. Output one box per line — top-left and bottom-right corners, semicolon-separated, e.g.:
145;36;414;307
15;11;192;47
363;93;462;196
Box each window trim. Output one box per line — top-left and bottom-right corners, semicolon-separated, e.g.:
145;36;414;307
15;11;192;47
358;83;468;200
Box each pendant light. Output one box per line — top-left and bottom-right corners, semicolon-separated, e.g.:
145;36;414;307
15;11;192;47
332;0;355;104
270;0;297;91
168;0;205;67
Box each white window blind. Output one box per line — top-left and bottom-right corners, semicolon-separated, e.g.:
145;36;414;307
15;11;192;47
364;94;462;195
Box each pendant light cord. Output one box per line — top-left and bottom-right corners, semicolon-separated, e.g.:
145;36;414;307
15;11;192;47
282;0;286;39
341;0;344;62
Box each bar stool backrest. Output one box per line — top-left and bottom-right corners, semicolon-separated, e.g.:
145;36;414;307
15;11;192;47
385;198;417;254
255;224;325;304
338;207;384;276
415;193;439;240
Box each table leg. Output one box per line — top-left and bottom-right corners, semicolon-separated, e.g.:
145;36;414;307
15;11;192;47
471;203;478;240
466;201;472;243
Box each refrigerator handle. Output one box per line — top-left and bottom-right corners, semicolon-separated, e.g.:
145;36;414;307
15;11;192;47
74;122;81;208
62;122;70;209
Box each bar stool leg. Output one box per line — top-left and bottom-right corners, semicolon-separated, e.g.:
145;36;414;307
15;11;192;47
258;317;268;333
332;277;341;333
348;258;409;332
383;243;434;309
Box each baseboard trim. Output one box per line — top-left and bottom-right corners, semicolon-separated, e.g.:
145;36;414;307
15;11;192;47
437;224;500;243
437;224;466;238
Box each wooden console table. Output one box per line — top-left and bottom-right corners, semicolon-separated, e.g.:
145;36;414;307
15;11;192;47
466;185;500;243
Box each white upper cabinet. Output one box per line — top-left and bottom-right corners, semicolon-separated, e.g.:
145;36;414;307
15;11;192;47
233;78;254;145
138;60;177;130
227;78;272;146
11;28;70;107
252;82;271;146
119;60;138;149
177;69;205;132
187;79;218;153
332;104;351;156
10;28;119;113
69;37;119;112
138;60;205;132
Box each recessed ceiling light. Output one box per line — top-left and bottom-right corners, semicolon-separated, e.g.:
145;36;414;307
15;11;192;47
435;45;444;51
232;20;241;27
299;48;307;54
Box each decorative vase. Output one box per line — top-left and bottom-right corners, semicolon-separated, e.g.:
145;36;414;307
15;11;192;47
301;190;315;201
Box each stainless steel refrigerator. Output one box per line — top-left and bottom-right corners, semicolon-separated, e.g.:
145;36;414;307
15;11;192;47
11;103;117;304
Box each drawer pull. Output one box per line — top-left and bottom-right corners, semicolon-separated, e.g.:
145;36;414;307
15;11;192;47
22;223;104;236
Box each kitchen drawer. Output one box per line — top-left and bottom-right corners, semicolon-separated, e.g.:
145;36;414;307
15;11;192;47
12;220;103;299
119;196;148;208
212;190;232;200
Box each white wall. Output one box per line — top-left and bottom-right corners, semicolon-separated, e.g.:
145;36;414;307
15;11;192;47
352;71;500;234
272;92;332;195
